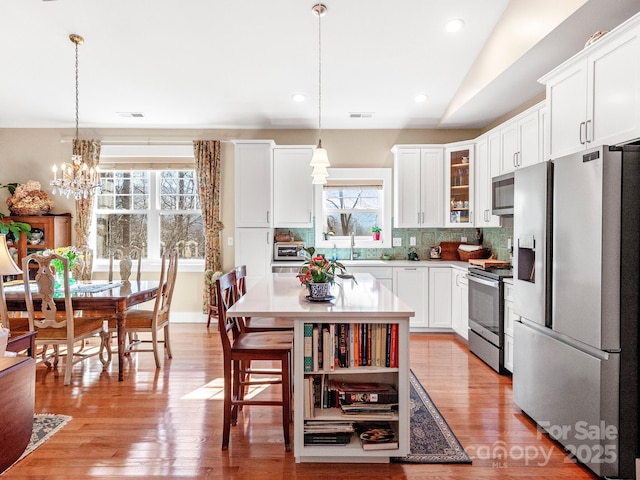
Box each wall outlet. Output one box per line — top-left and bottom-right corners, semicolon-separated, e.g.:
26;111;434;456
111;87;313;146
393;237;402;247
410;237;416;246
227;237;233;246
461;236;467;243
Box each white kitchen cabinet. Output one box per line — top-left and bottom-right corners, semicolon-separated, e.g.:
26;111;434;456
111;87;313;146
451;268;468;340
499;106;541;174
234;141;274;227
273;146;314;228
234;227;272;290
393;267;429;330
503;279;516;373
541;16;640;158
392;146;444;228
444;143;474;227
474;132;501;227
428;267;452;329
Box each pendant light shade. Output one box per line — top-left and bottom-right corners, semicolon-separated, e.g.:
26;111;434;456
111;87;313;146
310;140;329;167
311;164;328;177
310;4;329;181
312;174;328;185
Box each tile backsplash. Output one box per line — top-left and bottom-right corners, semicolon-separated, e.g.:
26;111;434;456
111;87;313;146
276;225;513;262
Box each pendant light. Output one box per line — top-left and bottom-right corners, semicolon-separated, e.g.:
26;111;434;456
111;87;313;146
310;4;329;185
50;34;102;200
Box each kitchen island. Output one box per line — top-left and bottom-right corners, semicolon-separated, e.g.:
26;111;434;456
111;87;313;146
227;272;414;463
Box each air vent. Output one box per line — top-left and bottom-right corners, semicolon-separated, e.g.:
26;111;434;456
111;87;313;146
349;112;374;119
117;112;145;118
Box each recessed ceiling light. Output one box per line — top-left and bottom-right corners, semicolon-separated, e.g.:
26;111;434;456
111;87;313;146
414;93;428;103
292;93;306;102
445;18;465;33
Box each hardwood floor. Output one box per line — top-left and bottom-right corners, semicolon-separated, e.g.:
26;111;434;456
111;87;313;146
5;324;598;479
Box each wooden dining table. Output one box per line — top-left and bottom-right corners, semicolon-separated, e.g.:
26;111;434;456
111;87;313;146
4;280;159;381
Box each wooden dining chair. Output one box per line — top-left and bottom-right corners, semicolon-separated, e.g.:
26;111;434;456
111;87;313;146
101;249;178;368
101;245;143;358
22;252;106;385
234;265;294;333
108;246;142;283
215;270;293;451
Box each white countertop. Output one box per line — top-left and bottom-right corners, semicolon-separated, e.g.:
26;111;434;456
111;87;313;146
227;273;415;319
272;259;470;269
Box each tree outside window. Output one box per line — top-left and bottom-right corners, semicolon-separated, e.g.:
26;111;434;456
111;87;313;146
95;170;204;260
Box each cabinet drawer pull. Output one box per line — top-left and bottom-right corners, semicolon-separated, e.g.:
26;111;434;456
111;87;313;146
585;119;592;143
579;121;586;145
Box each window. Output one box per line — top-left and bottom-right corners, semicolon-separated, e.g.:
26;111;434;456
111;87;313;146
314;168;392;249
94;169;204;261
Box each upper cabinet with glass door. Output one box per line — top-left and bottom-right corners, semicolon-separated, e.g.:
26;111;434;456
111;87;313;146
444;144;474;227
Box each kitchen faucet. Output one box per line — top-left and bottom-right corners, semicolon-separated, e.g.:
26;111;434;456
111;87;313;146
349;231;355;260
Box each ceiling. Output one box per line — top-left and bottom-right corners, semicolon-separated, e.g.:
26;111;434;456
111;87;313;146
1;0;638;131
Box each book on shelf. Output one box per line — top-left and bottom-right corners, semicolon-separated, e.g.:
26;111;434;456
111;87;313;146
340;403;398;415
306;322;399;371
312;325;320;372
335;381;399;404
304;324;313;372
304;432;352;445
355;422;399;451
304;420;355;433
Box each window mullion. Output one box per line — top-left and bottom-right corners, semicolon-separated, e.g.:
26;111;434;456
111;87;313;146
147;171;161;259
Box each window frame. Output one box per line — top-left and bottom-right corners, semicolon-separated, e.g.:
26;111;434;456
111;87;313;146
313;168;392;249
89;144;204;272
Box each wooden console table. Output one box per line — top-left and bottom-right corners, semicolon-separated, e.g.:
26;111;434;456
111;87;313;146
7;331;37;358
0;356;35;473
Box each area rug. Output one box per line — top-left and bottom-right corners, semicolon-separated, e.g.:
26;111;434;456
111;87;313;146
392;370;471;463
18;414;72;462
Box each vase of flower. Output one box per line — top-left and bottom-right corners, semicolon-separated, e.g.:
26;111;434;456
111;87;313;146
308;282;331;298
297;247;346;298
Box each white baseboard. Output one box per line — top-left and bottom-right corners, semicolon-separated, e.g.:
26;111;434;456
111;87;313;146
171;312;208;323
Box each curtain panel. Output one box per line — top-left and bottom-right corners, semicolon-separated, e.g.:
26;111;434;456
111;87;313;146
193;140;223;312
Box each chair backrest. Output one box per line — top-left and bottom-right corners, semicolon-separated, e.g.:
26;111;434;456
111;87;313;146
234;265;248;299
151;248;178;321
74;246;94;281
22;252;75;333
108;246;142;282
215;270;241;353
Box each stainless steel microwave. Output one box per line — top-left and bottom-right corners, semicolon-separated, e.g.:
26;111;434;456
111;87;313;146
492;172;514;216
274;241;306;261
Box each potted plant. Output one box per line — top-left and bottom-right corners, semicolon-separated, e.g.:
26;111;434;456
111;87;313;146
371;226;381;241
297;247;346;298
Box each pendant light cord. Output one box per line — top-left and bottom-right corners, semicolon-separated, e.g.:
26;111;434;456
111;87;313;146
74;38;80;143
317;4;323;141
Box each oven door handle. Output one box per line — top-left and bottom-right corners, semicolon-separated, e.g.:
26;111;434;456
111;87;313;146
467;275;499;289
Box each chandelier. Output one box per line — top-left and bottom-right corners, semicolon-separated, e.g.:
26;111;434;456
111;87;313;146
310;4;330;185
51;34;101;200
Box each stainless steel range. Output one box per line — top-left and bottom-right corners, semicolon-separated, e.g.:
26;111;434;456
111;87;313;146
467;265;512;374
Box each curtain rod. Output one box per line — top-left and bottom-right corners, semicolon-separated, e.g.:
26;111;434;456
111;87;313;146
59;138;232;145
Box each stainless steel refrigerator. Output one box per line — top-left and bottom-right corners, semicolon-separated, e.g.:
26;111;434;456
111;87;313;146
512;145;640;479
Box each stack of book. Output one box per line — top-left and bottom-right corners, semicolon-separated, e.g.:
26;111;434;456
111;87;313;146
303;421;355;446
336;381;399;417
